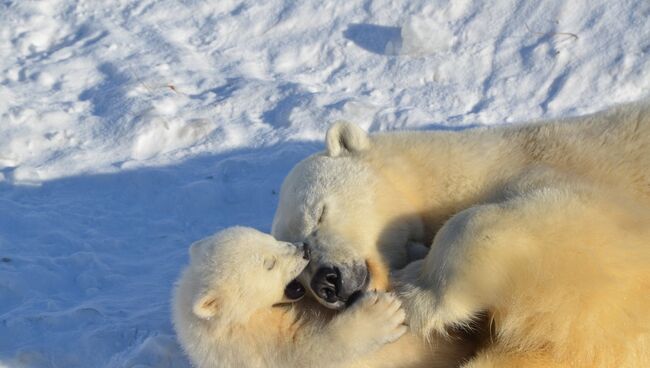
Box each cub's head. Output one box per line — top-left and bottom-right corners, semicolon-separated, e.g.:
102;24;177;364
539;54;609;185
272;122;423;310
177;227;310;324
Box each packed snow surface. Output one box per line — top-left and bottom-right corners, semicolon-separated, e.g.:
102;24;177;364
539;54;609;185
0;0;648;366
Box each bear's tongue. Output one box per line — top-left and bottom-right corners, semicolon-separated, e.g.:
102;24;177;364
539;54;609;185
284;279;306;300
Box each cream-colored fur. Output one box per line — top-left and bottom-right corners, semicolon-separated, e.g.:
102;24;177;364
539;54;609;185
172;227;472;368
396;182;650;367
272;102;650;366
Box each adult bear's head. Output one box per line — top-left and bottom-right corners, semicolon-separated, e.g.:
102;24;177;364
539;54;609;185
272;122;424;310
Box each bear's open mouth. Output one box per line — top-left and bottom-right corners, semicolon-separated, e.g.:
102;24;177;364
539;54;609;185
284;279;306;300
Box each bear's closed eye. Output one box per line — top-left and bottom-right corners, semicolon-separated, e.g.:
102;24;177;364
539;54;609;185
318;205;327;224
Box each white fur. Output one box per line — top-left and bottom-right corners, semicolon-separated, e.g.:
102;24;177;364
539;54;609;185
172;227;414;368
273;102;650;367
326;121;371;157
398;182;650;367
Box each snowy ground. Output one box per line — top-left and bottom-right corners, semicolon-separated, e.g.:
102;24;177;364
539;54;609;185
0;0;648;367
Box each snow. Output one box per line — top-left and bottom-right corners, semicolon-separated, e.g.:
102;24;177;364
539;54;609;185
0;0;648;366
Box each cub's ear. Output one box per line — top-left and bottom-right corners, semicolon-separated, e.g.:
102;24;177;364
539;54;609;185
326;121;370;157
193;292;220;319
189;236;214;261
189;241;202;261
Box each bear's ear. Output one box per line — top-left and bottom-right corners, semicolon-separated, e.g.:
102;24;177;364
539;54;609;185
193;292;220;319
326;121;370;157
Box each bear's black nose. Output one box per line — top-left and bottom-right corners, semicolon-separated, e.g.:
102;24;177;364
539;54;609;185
311;266;340;303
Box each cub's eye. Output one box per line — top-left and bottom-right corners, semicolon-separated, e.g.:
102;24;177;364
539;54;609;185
317;205;327;224
263;257;277;271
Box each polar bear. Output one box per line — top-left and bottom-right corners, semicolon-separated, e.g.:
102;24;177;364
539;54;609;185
394;182;650;367
171;227;472;368
272;102;650;367
171;227;406;368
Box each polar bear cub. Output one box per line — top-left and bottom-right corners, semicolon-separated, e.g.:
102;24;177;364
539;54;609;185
172;227;407;368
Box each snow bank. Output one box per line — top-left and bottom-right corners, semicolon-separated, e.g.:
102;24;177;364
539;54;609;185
2;0;649;184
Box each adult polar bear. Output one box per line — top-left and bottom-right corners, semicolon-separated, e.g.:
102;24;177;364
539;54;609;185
272;102;650;367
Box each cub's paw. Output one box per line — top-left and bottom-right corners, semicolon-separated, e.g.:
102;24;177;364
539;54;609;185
337;291;407;352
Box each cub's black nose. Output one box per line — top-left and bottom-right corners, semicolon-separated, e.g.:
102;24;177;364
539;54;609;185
302;242;311;260
284;279;306;301
311;266;340;303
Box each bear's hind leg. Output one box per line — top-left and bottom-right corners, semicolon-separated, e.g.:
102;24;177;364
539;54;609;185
461;347;563;368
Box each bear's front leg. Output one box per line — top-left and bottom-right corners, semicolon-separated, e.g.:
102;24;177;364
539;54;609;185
394;202;529;338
